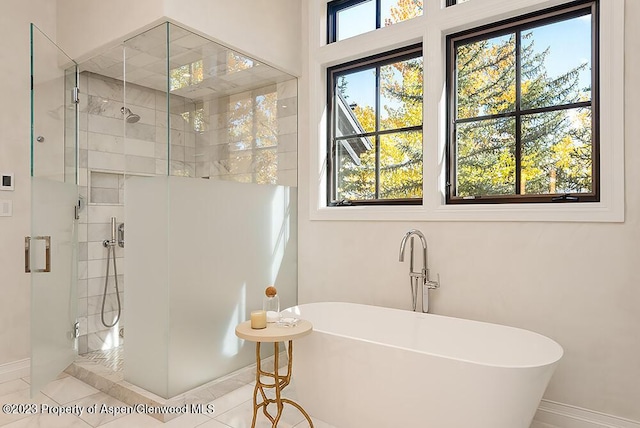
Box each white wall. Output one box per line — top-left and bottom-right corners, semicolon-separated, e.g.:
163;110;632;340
57;0;301;76
0;0;57;367
164;0;301;76
298;0;640;423
56;0;165;62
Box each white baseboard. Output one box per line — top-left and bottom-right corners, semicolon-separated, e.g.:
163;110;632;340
535;400;640;428
0;358;30;383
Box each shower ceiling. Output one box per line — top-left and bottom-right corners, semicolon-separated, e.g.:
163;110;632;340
79;23;293;102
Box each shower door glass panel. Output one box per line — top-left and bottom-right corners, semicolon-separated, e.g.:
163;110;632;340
29;24;79;397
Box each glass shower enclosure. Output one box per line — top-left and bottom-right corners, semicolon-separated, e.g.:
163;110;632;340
77;22;298;398
29;20;297;400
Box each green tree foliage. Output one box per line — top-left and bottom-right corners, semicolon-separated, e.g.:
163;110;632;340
384;0;423;26
336;1;593;201
336;1;424;201
455;30;593;197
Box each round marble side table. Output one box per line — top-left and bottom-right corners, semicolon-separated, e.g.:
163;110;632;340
235;319;314;428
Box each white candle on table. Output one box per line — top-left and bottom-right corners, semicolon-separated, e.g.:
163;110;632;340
251;310;267;329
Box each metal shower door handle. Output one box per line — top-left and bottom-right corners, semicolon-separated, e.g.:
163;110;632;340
25;236;51;273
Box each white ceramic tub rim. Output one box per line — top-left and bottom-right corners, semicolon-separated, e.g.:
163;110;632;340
283;301;563;370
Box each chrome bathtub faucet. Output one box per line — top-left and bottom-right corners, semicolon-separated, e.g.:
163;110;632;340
398;229;440;313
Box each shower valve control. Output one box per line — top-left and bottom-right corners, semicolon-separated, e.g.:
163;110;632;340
118;223;124;248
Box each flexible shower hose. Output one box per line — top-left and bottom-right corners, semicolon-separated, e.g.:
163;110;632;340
101;243;122;328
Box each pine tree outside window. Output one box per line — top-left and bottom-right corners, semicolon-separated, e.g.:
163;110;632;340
447;1;599;204
327;44;423;206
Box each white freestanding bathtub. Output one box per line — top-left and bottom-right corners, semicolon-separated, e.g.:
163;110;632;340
282;302;562;428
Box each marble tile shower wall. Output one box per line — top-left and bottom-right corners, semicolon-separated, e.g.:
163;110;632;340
77;71;199;354
195;79;298;186
76;72;297;354
274;79;299;186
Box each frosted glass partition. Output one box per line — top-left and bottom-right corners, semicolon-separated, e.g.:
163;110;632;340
30;178;78;397
124;176;297;398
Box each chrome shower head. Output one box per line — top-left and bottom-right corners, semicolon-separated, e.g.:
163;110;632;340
121;107;140;123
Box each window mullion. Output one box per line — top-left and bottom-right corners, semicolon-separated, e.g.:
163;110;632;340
329;77;337;202
251;93;258;183
515;30;522;196
375;65;381;199
376;0;381;29
335;124;423;140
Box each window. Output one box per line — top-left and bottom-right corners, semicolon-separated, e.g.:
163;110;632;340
327;44;423;206
447;1;598;204
327;0;423;43
445;0;469;6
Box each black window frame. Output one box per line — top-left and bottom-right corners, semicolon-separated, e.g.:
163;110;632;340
327;43;424;207
327;0;423;43
446;0;599;205
327;0;381;43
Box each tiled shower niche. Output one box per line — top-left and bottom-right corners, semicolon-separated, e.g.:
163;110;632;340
89;172;124;204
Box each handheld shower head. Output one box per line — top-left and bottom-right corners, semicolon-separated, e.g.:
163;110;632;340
120;107;140;123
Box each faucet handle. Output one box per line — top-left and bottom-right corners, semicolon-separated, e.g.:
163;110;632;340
425;271;440;289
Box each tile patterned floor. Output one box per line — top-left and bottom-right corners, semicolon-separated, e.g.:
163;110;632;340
0;349;333;428
0;348;556;427
0;371;560;428
0;372;335;427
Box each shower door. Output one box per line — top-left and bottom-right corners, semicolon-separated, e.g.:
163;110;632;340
28;24;79;397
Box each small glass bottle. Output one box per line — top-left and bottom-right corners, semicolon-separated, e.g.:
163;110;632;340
263;286;281;323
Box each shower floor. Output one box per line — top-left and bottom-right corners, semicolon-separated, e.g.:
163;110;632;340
79;346;124;372
66;346;285;423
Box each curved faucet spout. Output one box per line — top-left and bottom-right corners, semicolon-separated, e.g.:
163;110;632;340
399;229;428;268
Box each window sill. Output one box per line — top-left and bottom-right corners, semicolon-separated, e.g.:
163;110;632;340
430;201;624;223
310;199;624;223
311;204;427;222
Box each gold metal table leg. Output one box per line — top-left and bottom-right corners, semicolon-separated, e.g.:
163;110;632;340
251;340;314;428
